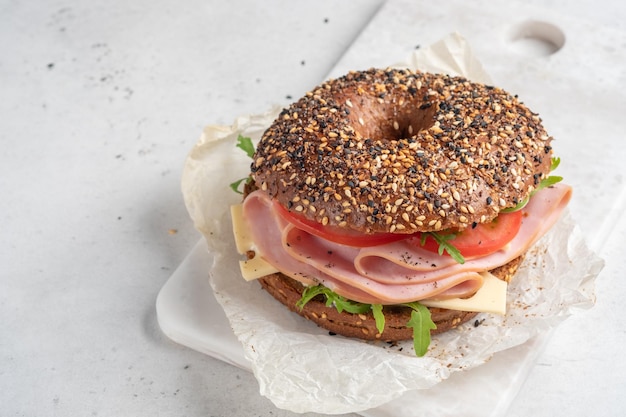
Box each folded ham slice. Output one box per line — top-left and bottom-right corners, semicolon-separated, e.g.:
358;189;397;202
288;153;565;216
242;183;572;304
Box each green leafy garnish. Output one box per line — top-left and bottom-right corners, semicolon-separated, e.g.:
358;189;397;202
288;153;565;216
229;177;250;194
501;157;563;213
538;175;564;190
403;302;437;357
230;135;255;194
297;285;438;356
371;304;385;334
235;134;255;158
420;232;465;264
296;285;370;314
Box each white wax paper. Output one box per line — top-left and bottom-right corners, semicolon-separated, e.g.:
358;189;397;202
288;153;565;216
181;34;603;414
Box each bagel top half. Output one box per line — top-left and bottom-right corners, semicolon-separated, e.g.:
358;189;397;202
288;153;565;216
250;68;553;234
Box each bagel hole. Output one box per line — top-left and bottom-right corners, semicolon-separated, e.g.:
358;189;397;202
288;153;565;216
350;98;437;143
509;20;565;57
393;104;438;140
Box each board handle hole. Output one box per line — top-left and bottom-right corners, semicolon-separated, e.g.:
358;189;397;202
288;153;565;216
509;21;565;57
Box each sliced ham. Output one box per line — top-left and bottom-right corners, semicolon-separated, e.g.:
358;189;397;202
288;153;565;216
242;183;572;304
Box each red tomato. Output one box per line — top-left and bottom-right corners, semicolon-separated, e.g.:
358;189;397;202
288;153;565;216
274;202;407;247
415;210;523;258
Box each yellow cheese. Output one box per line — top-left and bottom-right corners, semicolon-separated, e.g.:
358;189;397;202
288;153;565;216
420;271;507;315
231;204;254;254
231;203;507;314
239;257;279;281
231;204;279;280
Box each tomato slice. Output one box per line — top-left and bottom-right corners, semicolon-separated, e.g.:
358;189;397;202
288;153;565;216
413;210;523;258
274;202;407;247
274;200;523;255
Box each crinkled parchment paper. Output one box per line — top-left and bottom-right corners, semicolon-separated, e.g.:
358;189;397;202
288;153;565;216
181;33;603;414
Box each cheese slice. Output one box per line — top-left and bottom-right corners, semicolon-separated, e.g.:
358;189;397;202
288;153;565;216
231;204;255;255
420;271;507;315
231;203;507;314
231;204;281;280
239;257;280;281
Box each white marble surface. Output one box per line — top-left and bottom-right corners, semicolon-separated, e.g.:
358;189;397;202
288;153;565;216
2;1;625;416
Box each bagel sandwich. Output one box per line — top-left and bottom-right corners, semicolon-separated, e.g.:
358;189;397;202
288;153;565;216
229;68;572;356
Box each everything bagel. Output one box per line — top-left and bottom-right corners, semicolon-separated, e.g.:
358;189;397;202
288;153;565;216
251;68;554;234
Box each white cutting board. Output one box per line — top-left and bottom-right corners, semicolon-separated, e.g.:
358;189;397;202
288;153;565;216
157;1;625;416
157;239;553;416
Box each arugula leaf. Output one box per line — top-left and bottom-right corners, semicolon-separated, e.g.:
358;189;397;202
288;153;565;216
551;156;561;171
331;294;371;315
235;135;255;158
403;302;437;357
230;135;255;194
229;177;250;194
296;285;370;314
296;286;438;356
537;175;563;191
421;232;465;264
296;285;328;310
371;304;385;334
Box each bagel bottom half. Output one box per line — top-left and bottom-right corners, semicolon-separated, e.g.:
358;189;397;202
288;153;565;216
257;256;524;342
